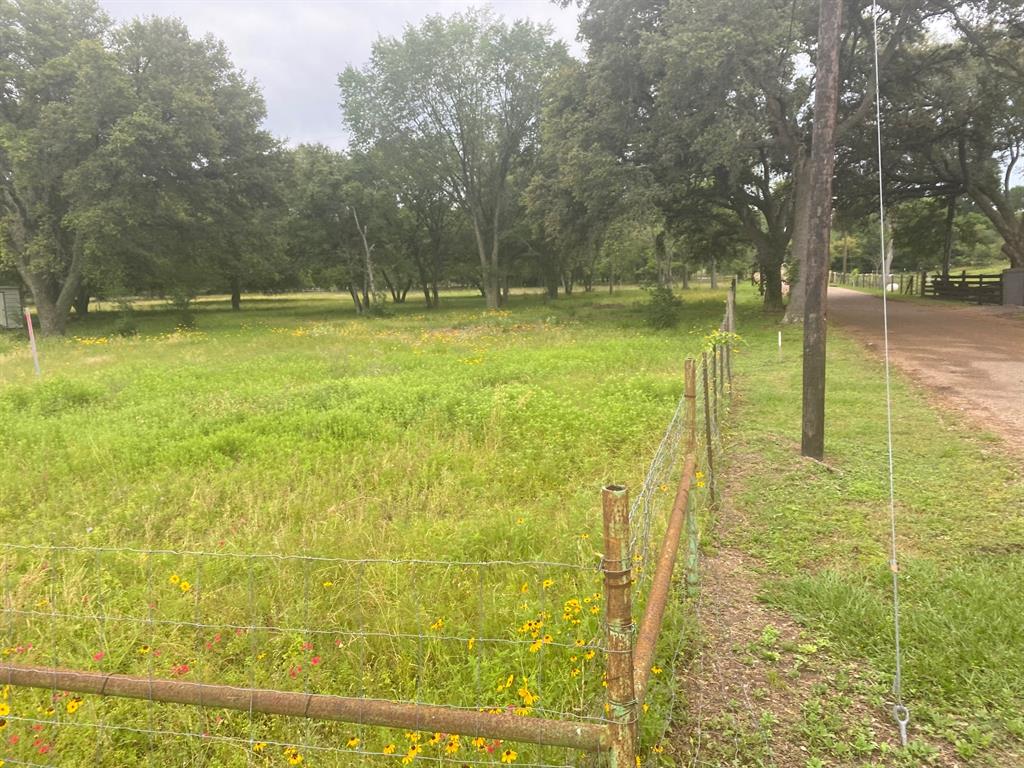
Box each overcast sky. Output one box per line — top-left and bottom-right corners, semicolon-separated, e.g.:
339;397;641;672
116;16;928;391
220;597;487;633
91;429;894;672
99;1;583;149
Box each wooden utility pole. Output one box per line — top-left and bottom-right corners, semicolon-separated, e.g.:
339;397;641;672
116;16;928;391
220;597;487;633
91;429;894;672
801;0;844;460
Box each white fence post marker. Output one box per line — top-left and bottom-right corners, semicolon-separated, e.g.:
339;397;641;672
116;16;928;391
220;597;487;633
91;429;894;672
25;308;41;377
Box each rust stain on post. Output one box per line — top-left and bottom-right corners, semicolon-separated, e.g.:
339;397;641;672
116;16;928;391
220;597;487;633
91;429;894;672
602;484;636;768
0;664;606;752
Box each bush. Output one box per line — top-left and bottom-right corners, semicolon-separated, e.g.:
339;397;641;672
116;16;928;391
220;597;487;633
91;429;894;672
113;298;138;337
642;285;683;329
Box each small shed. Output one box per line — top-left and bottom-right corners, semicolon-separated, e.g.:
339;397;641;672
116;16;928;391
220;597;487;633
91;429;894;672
0;286;24;329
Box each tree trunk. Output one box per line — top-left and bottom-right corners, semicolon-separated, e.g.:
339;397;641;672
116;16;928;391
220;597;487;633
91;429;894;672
348;284;364;314
682;263;690;290
784;154;812;323
73;284;90;317
942;195;957;279
710;255;718;289
230;277;241;311
472;216;499;310
761;259;784;311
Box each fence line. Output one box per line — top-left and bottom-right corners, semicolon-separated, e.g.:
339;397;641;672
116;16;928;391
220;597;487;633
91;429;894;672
0;290;738;767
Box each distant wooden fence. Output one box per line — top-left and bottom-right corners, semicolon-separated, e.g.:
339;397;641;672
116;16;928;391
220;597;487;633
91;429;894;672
829;270;1004;305
923;271;1003;304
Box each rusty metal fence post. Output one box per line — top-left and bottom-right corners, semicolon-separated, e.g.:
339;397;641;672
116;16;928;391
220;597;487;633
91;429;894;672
702;352;717;508
602;484;636;768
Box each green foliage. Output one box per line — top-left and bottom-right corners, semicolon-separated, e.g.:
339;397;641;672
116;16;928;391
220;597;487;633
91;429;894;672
642;284;683;329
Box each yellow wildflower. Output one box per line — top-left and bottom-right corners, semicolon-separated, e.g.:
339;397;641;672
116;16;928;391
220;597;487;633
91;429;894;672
252;742;266;754
427;732;442;746
346;736;360;748
471;737;487;751
66;697;83;714
429;617;444;631
168;574;180;585
529;639;543;653
501;748;518;764
0;703;8;717
383;744;396;754
179;580;192;593
444;736;460;754
541;578;554;590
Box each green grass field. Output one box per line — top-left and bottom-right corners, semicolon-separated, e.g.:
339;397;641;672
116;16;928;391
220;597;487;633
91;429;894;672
1;286;1020;767
721;299;1024;766
0;289;713;767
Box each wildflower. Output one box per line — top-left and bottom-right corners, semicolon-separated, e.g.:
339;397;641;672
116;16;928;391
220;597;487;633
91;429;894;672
528;639;542;653
500;748;518;764
310;656;321;666
496;674;513;691
427;732;442;746
322;581;334;589
574;639;585;647
168;574;180;585
346;736;360;748
643;703;650;713
514;707;531;716
636;757;642;768
179;580;192;594
590;606;600;615
570;668;581;678
283;747;304;765
579;533;589;540
444;736;460;754
659;483;669;493
520;583;529;594
542;634;553;645
515;518;524;525
541;578;554;590
65;697;83;715
471;737;486;751
137;644;151;655
401;744;421;764
0;704;7;717
383;744;396;754
92;651;105;662
467;637;476;652
517;685;538;707
651;743;664;754
404;731;421;743
584;649;596;661
252;742;267;754
429;618;444;632
651;665;663;675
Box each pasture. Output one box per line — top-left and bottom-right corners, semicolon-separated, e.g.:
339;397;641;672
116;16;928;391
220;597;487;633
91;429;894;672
1;287;1022;766
0;289;712;767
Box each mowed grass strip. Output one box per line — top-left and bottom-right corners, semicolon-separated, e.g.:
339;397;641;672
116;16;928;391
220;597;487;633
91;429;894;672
0;289;716;766
723;289;1024;764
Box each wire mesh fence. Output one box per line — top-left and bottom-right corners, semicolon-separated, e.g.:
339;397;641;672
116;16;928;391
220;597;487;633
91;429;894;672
0;288;737;768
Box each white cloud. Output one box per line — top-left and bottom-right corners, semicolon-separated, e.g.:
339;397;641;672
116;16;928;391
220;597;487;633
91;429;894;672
99;0;582;148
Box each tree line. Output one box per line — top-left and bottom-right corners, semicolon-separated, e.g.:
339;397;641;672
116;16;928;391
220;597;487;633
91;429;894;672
2;0;1022;334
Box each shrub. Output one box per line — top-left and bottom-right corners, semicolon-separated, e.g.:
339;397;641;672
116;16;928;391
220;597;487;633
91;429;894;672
642;284;683;329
